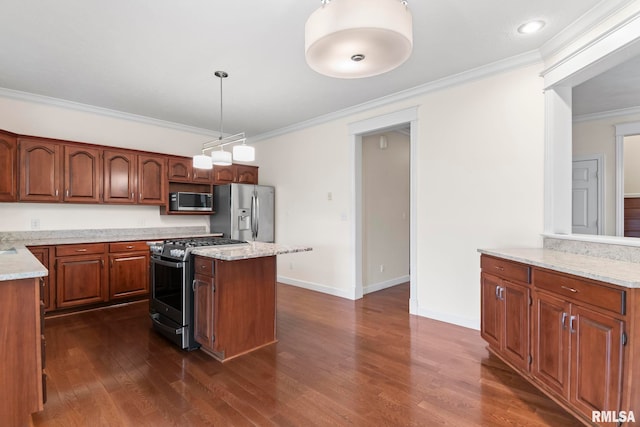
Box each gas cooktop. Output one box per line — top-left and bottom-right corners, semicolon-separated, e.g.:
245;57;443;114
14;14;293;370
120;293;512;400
164;237;247;247
150;237;249;261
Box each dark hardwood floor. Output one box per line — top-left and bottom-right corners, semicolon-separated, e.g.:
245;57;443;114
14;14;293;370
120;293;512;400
33;283;579;426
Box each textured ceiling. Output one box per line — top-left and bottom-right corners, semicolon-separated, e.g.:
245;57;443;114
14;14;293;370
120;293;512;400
0;0;624;137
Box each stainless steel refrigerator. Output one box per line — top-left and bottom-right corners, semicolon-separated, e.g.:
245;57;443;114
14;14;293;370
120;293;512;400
210;183;275;242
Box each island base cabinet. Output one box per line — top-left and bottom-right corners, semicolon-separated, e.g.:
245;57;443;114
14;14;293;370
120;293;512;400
0;278;44;426
193;255;276;361
193;272;215;353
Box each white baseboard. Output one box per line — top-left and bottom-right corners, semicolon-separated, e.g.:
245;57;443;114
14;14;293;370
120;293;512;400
363;275;410;295
415;307;480;331
277;276;356;300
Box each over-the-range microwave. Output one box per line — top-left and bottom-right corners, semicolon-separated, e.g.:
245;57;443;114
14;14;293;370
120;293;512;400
169;192;213;212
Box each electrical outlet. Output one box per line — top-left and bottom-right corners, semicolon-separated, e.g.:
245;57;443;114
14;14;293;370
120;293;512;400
30;219;40;230
289;262;294;270
327;192;333;201
379;264;385;273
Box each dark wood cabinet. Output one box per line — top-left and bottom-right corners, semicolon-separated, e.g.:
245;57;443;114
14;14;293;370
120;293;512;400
0;277;44;425
194;256;215;352
19;138;62;202
103;150;137;204
63;145;101;203
0;131;18;202
193;255;276;361
28;246;55;312
213;165;235;184
55;243;107;309
569;305;623;419
138;154;167;205
481;272;530;371
212;164;258;185
532;291;570;397
235;164;258;184
532;290;624;420
169;156;212;183
481;254;633;427
168;157;191;182
108;242;150;300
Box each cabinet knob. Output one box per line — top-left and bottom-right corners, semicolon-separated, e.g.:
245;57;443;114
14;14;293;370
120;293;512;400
126;245;134;249
560;285;578;293
75;249;88;252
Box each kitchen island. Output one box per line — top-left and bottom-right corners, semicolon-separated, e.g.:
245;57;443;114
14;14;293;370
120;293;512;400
190;242;312;361
0;244;47;427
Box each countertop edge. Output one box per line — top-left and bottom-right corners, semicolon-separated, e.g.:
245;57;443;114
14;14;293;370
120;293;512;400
191;243;313;261
0;244;48;282
478;248;640;289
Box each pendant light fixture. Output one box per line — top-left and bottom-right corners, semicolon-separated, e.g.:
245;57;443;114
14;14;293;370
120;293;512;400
193;71;255;169
305;0;413;79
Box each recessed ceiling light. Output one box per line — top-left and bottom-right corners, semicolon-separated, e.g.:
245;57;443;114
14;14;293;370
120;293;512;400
517;20;546;34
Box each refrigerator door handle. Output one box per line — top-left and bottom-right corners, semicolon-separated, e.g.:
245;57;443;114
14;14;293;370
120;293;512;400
255;192;260;240
251;192;258;240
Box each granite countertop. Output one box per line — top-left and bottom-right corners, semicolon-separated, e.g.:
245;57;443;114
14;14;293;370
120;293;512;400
478;248;640;289
0;244;48;281
191;241;312;261
0;226;219;282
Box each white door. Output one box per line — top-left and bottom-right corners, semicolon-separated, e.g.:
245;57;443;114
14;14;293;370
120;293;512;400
572;159;599;235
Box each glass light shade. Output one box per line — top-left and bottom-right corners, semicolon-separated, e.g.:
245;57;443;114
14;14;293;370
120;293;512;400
305;0;412;78
233;144;255;162
211;149;232;166
193;154;213;170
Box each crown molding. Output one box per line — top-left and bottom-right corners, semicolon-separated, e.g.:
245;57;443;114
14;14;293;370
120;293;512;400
573;105;640;123
539;0;636;59
248;50;542;143
0;50;542;145
0;87;219;138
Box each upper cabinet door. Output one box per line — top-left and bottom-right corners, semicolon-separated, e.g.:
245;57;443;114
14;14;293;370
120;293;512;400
138;154;167;205
103;150;137;204
19;138;62;202
192;164;213;184
64;145;101;203
213;165;235;185
0;131;18;202
235;165;258;184
168;157;191;182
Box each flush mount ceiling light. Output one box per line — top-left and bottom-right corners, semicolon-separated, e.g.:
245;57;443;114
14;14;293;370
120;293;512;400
193;71;255;169
517;20;546;34
305;0;413;79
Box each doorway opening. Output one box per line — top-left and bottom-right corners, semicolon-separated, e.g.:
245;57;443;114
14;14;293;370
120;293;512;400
349;107;418;313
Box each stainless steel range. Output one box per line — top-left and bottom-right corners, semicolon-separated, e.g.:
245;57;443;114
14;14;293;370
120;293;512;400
149;237;247;350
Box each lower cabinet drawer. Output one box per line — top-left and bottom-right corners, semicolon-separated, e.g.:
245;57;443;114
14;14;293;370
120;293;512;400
194;256;214;276
109;241;149;253
56;243;106;257
481;255;531;283
533;268;625;315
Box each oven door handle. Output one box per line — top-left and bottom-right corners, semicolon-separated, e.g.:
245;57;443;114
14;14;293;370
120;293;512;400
151;257;184;269
150;313;183;335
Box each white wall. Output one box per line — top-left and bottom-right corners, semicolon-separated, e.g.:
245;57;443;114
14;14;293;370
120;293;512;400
0;94;219;232
573;112;640;235
362;132;410;292
259;62;546;328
